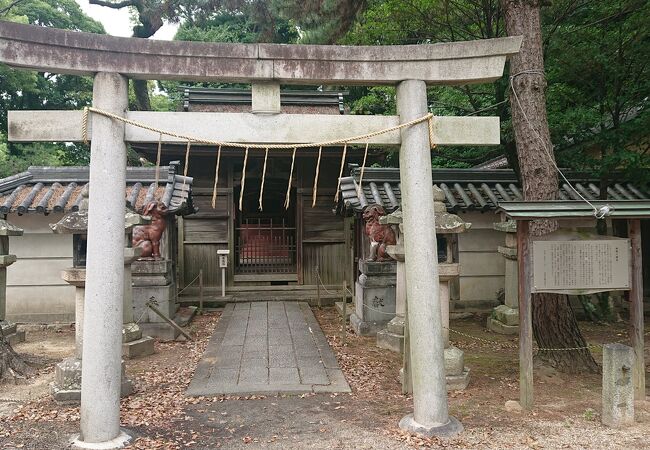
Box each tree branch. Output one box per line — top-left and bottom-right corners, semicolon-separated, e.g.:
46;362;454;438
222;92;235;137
0;0;25;16
89;0;136;10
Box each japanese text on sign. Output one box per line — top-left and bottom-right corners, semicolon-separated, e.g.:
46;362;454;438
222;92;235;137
532;240;630;293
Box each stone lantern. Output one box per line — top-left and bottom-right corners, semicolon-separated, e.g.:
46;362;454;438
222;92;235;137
49;186;152;402
0;219;24;344
122;210;155;358
377;186;472;390
487;220;519;334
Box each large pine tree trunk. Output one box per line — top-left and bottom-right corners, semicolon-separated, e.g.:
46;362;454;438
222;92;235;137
0;334;31;383
502;0;598;373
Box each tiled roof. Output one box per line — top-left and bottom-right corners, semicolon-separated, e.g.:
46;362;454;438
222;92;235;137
339;167;650;214
183;87;347;114
0;162;195;215
473;155;509;169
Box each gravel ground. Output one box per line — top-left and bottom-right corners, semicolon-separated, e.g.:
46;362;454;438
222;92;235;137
0;309;648;449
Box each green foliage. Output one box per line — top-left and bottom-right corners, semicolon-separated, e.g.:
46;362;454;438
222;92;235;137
545;0;650;185
339;0;650;180
0;0;103;175
157;8;299;110
342;0;510;169
270;0;366;44
176;10;298;44
578;293;617;323
0;133;67;178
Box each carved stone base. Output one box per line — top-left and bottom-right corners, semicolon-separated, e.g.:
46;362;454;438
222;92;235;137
1;321;25;345
51;358;133;404
445;346;470;390
123;337;155;359
376;316;405;353
122;322;155;359
351;260;397;336
487;305;519;335
400;346;470;391
350;313;388;336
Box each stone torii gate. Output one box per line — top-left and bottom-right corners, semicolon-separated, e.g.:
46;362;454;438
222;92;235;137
0;21;520;448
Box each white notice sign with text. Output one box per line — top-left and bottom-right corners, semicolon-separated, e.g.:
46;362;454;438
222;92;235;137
532;238;630;293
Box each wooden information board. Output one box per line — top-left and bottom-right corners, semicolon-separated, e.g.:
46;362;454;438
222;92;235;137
532;233;630;293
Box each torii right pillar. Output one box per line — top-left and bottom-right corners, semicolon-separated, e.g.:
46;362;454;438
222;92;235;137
396;80;462;437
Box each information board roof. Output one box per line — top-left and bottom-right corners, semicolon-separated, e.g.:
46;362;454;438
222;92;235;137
497;200;650;220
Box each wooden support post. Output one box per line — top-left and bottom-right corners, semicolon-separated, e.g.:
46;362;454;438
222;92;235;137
199;269;204;315
316;265;321;309
146;300;192;341
518;219;533;409
628;219;645;401
342;280;347;345
177;216;185;289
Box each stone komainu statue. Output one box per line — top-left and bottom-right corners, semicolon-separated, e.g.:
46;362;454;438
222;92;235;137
362;204;396;262
133;201;168;259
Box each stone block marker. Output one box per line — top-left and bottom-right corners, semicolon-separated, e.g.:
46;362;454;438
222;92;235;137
187;302;350;396
602;343;635;428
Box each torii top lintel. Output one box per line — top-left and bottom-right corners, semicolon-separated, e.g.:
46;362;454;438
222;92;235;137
0;21;521;85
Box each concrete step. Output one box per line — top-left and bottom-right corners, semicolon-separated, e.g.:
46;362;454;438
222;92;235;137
180;291;352;306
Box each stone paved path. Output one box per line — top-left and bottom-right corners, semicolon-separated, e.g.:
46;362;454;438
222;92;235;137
187;302;350;396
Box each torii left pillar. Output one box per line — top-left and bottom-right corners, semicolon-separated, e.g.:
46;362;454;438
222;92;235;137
74;72;131;449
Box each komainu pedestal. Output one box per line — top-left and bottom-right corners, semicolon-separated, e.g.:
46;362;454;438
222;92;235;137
133;259;178;340
350;260;397;336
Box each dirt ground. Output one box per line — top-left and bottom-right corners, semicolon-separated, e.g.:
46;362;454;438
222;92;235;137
0;308;649;449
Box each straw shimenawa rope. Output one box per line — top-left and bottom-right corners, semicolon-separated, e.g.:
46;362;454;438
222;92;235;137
154;133;163;187
284;147;297;210
357;142;370;198
82;106;89;145
239;147;249;211
312;146;322;208
182;140;192;189
334;143;348;204
81;106;437;210
82;106;435;150
211;145;222;209
259;147;269;211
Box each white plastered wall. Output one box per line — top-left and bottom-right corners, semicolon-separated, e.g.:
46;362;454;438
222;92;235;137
5;214;75;322
456;211;505;308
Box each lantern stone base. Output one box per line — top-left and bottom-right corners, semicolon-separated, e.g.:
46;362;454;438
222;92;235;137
376;316;405;353
1;321;25;345
50;358;133;404
122;322;154;359
350;260;396;336
486;304;519;335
